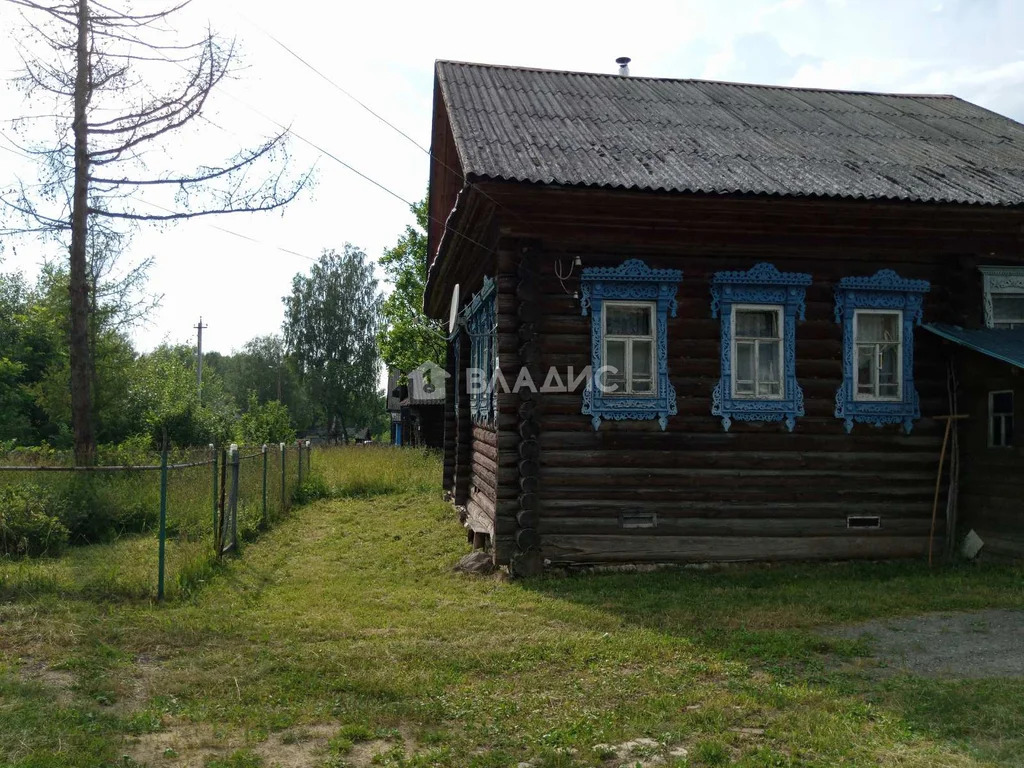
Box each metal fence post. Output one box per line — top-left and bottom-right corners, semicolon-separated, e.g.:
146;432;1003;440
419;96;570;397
229;443;239;553
297;438;304;488
261;443;269;527
157;448;168;601
280;442;286;512
305;440;311;474
210;443;218;537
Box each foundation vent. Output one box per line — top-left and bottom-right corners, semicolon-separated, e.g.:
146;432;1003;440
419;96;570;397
847;515;882;529
620;511;657;529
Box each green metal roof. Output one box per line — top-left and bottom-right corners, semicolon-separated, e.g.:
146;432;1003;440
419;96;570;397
924;323;1024;369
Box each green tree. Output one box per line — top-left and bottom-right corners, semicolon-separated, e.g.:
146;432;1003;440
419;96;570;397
17;263;139;448
205;335;318;432
0;270;38;443
283;245;382;442
377;198;446;378
130;345;235;447
236;392;295;445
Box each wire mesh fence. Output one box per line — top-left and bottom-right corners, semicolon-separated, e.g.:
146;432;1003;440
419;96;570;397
0;442;312;600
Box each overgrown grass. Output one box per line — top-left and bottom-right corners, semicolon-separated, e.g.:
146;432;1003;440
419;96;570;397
0;444;306;600
314;444;440;497
0;446;1021;767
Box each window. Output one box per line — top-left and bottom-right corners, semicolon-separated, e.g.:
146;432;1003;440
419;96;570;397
854;310;902;400
834;270;929;434
733;306;783;398
603;302;656;396
710;263;811;432
991;296;1024;329
980;266;1024;329
465;277;496;425
989;390;1014;448
579;259;682;430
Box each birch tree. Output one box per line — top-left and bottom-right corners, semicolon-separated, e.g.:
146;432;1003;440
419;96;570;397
283;245;381;443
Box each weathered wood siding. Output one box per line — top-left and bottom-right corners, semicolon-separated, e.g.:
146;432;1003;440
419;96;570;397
473;186;1024;566
430;183;1024;567
955;347;1024;558
529;253;947;563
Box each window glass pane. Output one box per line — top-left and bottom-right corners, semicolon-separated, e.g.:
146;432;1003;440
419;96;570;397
857;312;900;343
1006;416;1014;446
856;345;874;394
631;340;652;377
992;295;1024;322
757;340;781;395
605;339;626;379
735;342;755;394
631;377;654;393
735;309;779;339
606;304;651;336
992;391;1013;413
878;344;900;397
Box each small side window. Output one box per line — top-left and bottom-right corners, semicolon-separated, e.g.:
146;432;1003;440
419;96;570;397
465;278;497;425
981;267;1024;329
989;390;1014;448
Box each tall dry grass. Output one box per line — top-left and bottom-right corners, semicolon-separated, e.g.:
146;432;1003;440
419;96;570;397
313;445;441;497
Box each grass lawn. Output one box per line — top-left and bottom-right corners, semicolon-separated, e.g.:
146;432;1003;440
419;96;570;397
1;447;1022;767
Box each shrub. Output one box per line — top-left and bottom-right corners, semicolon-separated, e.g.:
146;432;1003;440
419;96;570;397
0;484;71;556
292;474;330;505
237;393;295;445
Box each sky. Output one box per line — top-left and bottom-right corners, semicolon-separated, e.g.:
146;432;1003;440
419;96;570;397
1;0;1023;357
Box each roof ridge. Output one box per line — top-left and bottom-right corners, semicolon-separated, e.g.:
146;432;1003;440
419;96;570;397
434;59;960;100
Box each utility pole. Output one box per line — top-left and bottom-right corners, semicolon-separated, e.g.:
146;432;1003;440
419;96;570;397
194;317;208;403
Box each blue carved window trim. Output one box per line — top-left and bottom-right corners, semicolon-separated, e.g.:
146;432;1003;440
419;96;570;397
834;269;929;434
465;277;497;426
710;263;811;432
580;259;681;431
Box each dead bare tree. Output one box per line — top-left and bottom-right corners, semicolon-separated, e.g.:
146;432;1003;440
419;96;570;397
0;0;312;463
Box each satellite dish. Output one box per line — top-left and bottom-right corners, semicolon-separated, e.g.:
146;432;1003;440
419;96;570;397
448;284;461;334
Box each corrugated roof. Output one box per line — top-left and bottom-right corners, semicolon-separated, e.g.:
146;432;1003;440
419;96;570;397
924;323;1024;368
436;61;1024;206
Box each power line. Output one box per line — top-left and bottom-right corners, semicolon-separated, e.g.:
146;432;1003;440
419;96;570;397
2;25;500;261
237;9;430;156
131;32;499;257
232;9;521;228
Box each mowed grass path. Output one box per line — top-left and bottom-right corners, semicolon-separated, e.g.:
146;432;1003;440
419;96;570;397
1;448;1022;767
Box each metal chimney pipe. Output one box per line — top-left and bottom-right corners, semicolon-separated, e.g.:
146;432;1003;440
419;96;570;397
616;56;631;76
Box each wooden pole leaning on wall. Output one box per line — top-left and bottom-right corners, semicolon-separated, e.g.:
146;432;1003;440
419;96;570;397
929;414;969;567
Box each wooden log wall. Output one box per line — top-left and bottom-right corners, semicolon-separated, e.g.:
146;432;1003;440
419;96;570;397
469;187;1024;566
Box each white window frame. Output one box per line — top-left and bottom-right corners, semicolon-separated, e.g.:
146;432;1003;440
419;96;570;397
990;295;1024;329
602;300;657;397
988;390;1014;448
852;308;903;402
730;303;784;400
980;266;1024;329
